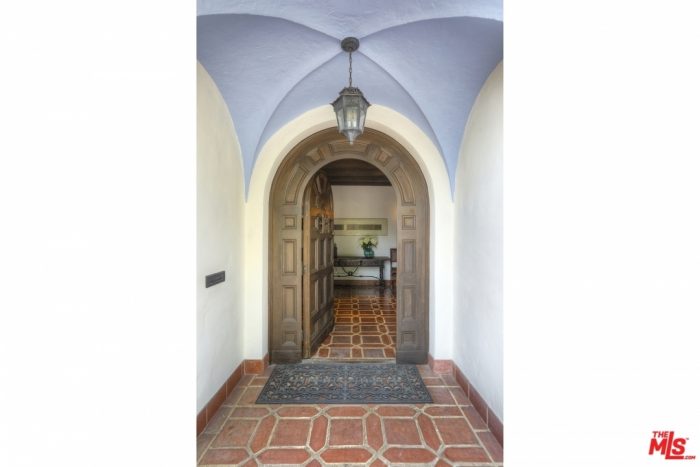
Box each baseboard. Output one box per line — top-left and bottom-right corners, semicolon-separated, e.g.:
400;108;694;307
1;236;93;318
244;353;269;375
196;353;269;435
428;354;503;447
427;354;454;374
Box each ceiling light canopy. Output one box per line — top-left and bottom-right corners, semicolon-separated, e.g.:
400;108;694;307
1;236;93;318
331;37;371;144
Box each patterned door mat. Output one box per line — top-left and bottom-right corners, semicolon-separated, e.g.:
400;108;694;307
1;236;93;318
256;363;433;404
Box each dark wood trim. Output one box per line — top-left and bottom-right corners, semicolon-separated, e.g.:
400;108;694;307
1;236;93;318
334;279;384;287
429;354;504;447
270;349;301;363
310;316;335;351
396;349;428;364
196;354;269;436
269;128;430;365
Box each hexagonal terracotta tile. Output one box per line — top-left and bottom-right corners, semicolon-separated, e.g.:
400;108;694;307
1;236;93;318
321;447;372;464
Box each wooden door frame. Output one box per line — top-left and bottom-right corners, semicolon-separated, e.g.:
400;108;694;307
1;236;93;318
268;128;430;364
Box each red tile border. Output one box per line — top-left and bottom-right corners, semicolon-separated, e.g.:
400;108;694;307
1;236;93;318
206;385;227;426
232;407;269;418
199;447;249;464
461;405;488;430
449;387;471;405
443;446;491;463
427;387;455;405
199;357;504;466
430;354;504;448
424;406;462;417
244;353;269;375
427;354;454;374
226;364;244;395
326;406;367;417
276;406;318;418
488;407;504;446
467;381;489;427
478;430;504;462
197;353;269;436
434;417;478;445
454;366;469;398
212;418;258;448
197;410;207;435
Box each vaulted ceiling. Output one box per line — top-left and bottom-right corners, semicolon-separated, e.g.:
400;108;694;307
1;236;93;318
197;0;503;193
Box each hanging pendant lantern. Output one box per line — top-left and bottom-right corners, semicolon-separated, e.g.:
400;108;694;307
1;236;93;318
332;37;370;144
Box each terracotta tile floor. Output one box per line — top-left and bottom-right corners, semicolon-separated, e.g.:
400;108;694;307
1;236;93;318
197;365;504;466
198;286;503;465
311;286;396;361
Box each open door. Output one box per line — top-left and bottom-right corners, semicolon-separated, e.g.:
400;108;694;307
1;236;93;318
302;171;335;358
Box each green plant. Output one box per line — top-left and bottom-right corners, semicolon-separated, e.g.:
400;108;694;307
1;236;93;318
359;236;378;249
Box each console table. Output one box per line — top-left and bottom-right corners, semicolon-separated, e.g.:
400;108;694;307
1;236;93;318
334;256;390;287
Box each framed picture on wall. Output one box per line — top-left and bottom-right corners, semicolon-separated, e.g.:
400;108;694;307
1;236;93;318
333;218;388;236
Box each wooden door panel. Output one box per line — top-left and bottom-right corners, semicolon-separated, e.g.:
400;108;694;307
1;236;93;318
303;172;335;358
394;174;428;364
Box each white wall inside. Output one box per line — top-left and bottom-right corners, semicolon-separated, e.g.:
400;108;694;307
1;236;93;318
332;185;396;280
453;63;503;420
197;63;245;412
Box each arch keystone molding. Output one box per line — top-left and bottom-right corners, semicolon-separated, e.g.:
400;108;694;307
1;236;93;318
269;128;430;363
244;105;455;364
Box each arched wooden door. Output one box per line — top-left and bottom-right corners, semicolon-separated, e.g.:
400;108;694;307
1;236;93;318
269;128;429;364
302;171;335;358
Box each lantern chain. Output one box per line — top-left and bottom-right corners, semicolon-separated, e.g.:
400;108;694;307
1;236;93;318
348;52;353;87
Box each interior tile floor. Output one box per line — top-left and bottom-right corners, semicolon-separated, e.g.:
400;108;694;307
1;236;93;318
197;365;503;466
311;286;396;361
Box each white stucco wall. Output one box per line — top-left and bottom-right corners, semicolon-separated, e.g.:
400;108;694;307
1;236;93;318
332;185;396;281
197;63;245;412
244;105;454;361
453;63;503;420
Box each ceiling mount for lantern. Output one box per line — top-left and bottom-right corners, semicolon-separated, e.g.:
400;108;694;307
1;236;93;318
332;37;370;145
340;37;359;54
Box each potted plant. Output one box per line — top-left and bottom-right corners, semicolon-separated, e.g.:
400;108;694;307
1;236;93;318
359;236;378;258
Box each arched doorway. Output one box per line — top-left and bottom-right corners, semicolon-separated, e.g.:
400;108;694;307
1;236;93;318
268;128;430;364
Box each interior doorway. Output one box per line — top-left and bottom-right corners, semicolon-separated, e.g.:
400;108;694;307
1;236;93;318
308;161;397;361
268;128;430;364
